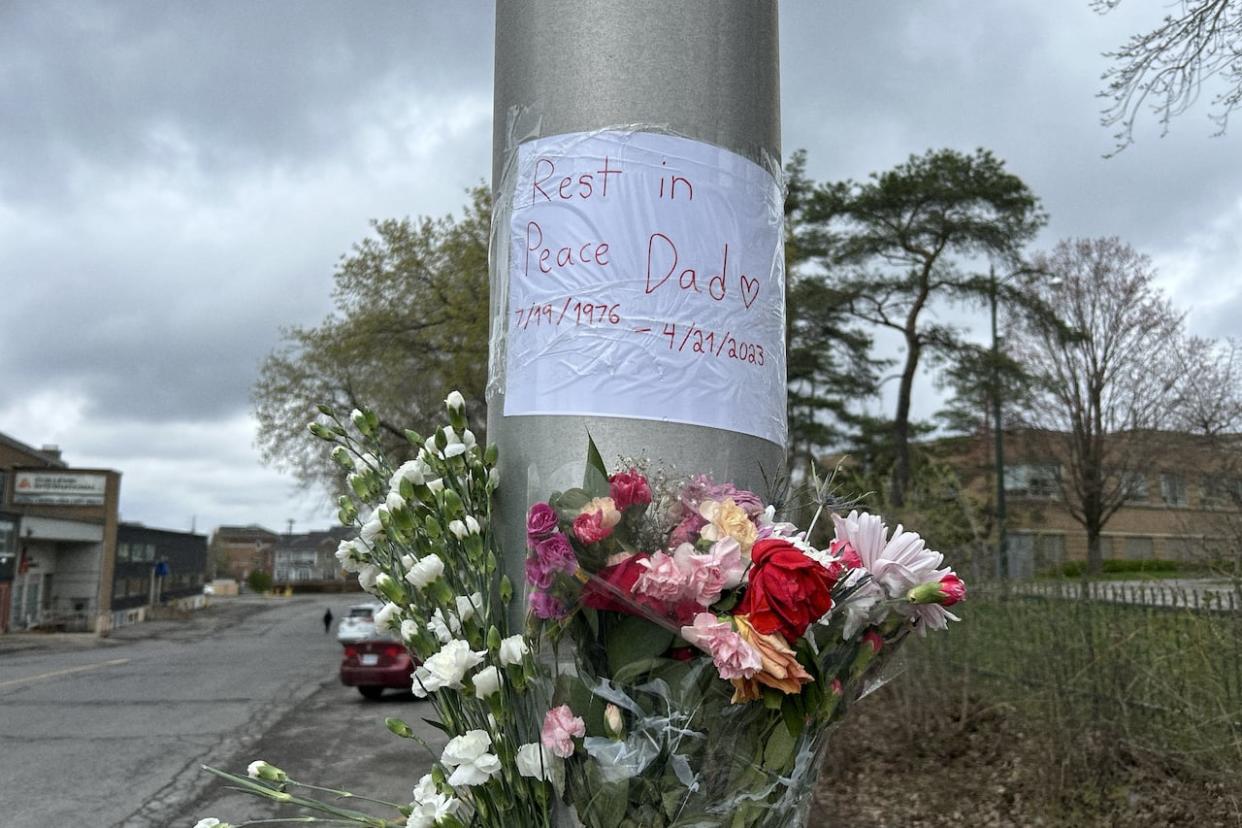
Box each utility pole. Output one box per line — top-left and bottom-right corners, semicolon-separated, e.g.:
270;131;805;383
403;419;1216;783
489;1;785;616
990;265;1008;581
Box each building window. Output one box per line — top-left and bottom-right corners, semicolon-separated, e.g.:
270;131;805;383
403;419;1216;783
1201;475;1242;508
1160;474;1187;507
1121;472;1149;504
1004;464;1061;498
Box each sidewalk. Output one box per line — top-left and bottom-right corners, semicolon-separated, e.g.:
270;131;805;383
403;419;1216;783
0;594;289;656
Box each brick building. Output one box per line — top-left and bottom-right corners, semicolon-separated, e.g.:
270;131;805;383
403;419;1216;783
0;431;121;633
209;524;280;583
935;428;1242;577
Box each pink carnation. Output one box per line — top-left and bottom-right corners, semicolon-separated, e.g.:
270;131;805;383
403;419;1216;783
529;590;567;620
680;612;761;681
939;573;967;606
526;502;559;544
668;513;708;547
541;704;585;758
525;533;577;589
609;468;652;511
680;539;745;607
633;550;686;602
829;538;863;570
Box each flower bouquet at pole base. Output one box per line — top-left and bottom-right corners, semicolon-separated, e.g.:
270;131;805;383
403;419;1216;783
191;393;964;828
524;442;965;828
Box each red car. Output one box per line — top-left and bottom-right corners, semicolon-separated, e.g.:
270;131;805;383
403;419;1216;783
339;638;415;699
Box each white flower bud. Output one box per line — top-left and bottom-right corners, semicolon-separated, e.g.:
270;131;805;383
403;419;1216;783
472;665;501;698
400;618;420;641
462;429;476;448
385;491;406;513
464;515;480;535
445;390;465;412
448;520;467;540
247;760;286;782
374;602;400;630
498;634;529;666
488;467;500;488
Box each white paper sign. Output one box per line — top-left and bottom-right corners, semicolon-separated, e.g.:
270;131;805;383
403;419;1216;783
503;130;786;446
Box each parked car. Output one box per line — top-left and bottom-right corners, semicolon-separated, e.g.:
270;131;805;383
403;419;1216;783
339;637;415;699
336;602;382;643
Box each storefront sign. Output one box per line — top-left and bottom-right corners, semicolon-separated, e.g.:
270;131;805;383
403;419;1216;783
12;471;107;506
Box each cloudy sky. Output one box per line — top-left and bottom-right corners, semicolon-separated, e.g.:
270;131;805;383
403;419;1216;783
1;2;1238;537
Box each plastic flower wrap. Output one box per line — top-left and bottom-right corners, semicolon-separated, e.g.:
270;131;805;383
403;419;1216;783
197;400;965;828
522;442;966;827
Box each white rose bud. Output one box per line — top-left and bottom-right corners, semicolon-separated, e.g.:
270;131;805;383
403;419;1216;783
472;665;501;698
498;634;529;666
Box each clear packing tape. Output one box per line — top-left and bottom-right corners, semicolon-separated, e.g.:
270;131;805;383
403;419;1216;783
533;561;911;828
488;111;789;447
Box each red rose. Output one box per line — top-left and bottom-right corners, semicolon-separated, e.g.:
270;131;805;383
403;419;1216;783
609;468;653;511
736;538;838;643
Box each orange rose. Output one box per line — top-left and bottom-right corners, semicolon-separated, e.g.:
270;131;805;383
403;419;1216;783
729;614;814;704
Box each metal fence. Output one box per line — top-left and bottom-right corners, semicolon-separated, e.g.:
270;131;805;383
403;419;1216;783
901;580;1242;780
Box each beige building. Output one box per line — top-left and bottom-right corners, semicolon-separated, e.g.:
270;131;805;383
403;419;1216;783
935;429;1242;577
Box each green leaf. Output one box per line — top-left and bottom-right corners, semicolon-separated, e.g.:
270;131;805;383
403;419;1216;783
583;434;611;497
780;696;805;739
584;760;630;828
763;721;796;770
606;615;675;676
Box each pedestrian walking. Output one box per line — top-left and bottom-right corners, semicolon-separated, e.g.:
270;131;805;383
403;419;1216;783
322;608;334;634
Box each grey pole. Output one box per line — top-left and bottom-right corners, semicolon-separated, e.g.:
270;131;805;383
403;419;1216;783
489;1;783;604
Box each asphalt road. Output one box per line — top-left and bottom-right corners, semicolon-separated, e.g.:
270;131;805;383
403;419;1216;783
0;595;444;828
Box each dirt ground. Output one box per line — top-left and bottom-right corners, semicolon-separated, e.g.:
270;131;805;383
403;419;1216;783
810;686;1242;828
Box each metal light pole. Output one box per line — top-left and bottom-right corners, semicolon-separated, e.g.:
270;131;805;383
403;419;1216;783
990;265;1008;581
489;1;784;607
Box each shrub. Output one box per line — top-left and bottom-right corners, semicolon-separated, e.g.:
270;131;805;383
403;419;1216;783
246;570;273;593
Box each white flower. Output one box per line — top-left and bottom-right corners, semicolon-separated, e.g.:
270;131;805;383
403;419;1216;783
488;467;500;488
404;554;444;589
442;427;468;459
411;639;485;696
440;730;502;786
385;491;406;513
335;540;362;573
427;478;445;494
360;515;384;545
464;515;480;535
411;773;437;803
390;459;429;491
515;742;562;782
462;429;477;448
405;792;461;828
400;618;420;641
473;665;501;698
832;510;960;634
455;592;482;624
423;435;439;456
428;610;453;644
246;760;285;782
445;390;465;412
357;564;381;592
498;634;529;666
374;602;400;630
448;520;467;540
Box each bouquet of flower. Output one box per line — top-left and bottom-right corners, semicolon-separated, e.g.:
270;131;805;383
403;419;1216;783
194;395;964;828
521;445;965;828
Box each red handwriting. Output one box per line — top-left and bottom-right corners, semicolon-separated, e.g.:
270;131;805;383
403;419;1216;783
644;233;760;309
657;161;694;200
515;296;622;330
659;322;766;366
524;220;610;278
532;156;623;202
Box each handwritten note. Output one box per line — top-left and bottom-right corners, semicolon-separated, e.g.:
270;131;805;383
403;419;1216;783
502;130;786;447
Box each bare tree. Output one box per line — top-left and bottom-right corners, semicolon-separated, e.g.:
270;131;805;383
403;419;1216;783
1095;0;1242;152
1008;238;1186;574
